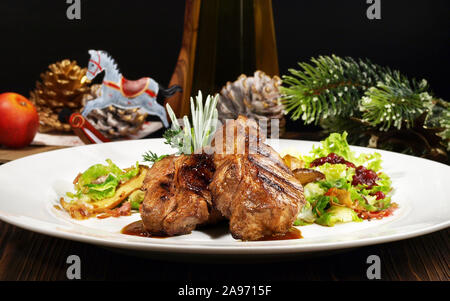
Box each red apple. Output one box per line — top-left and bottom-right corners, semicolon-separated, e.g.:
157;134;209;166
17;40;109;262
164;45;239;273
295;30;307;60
0;93;39;148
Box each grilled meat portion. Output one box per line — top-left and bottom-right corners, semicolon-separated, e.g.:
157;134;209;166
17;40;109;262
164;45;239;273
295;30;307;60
141;154;220;236
209;116;305;241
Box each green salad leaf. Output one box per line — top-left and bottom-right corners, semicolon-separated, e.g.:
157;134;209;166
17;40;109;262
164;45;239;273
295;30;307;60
294;201;316;225
303;182;325;199
119;162;140;181
292;132;396;227
309;132;355;162
315;206;362;227
302;132;383;171
76;159;121;191
316;163;354;182
85;174;119;201
70;159;140;202
128;190;146;210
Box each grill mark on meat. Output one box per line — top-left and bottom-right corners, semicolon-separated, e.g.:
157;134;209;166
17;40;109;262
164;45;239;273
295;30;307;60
160;182;170;191
247;154;303;193
257;172;286;193
141;154;221;236
209;115;305;241
254;147;290;172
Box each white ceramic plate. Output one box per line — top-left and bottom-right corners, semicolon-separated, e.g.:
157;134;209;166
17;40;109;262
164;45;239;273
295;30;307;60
0;139;449;257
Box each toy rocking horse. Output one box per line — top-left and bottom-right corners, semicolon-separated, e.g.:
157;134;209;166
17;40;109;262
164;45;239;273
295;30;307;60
82;50;181;128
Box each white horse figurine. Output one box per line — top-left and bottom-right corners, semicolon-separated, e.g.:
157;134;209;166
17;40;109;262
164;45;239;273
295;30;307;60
83;50;181;127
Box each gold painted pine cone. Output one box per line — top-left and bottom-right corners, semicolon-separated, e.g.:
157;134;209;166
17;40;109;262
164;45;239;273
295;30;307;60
217;70;285;137
30;59;91;133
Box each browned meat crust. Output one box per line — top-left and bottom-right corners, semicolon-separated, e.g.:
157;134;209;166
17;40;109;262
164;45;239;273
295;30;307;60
141;154;220;236
209;116;305;241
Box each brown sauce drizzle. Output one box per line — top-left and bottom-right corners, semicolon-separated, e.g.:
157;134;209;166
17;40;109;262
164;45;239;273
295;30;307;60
121;220;168;239
257;227;302;241
121;221;302;241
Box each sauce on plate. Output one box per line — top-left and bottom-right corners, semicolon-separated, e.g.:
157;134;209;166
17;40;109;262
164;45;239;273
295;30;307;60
121;220;168;239
122;221;302;241
257;227;302;241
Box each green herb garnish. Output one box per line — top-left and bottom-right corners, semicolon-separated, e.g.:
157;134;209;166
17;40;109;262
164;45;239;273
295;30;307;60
142;91;219;161
142;151;168;163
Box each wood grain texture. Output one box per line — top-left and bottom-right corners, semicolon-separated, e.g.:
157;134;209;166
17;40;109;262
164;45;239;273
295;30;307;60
165;0;201;118
0;220;447;281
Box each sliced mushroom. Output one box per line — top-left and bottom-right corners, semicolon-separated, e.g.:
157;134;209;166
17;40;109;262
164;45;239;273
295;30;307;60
292;168;325;185
283;154;305;170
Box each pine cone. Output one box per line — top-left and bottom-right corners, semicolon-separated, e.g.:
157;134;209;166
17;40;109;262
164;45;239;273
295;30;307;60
217;70;285;136
82;85;148;139
30;59;91;133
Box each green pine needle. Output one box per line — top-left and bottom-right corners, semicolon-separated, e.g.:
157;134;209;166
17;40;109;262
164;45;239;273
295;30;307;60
280;54;433;130
281;55;379;124
360;78;431;130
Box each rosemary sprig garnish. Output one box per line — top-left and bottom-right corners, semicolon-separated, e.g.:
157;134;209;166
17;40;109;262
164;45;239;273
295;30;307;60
165;91;219;154
142;91;219;162
142;151;168;163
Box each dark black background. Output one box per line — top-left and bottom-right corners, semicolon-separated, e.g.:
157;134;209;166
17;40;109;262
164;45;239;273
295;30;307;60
0;0;449;99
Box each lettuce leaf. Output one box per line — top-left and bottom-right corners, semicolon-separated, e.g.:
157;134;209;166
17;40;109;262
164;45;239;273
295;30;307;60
360;172;392;196
77;159;122;191
119;162;140;182
316;163;355;182
303;182;326;199
311;132;354;161
285;132;395;227
295;202;316;225
363;152;383;172
85;174;119;201
315;206;362;227
313;195;333;217
302;132;383;171
72;159;141;202
128;190;146;210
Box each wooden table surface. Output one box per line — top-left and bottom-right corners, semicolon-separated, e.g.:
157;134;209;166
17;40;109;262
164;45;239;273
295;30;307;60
0;144;448;281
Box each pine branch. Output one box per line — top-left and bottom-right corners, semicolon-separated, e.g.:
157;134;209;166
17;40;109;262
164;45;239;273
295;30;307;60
282;55;449;162
360;76;432;130
438;110;450;151
280;55;430;129
281;55;382;123
425;99;450;150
